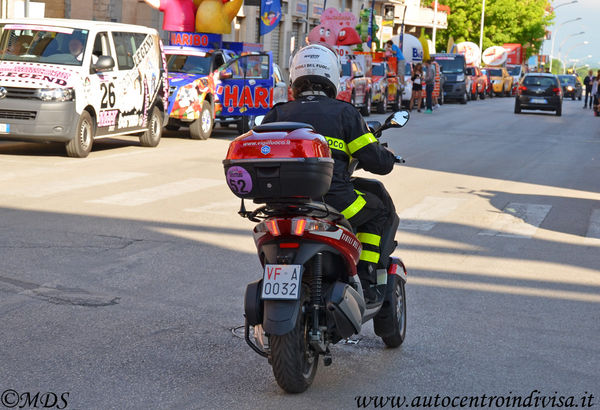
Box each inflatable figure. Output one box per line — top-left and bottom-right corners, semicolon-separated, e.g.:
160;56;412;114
143;0;196;32
195;0;243;34
355;9;379;51
307;8;361;47
336;27;361;46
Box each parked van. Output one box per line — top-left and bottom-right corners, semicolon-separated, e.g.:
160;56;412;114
0;19;168;157
432;53;468;104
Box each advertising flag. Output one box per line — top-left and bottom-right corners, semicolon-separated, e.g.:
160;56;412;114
260;0;282;36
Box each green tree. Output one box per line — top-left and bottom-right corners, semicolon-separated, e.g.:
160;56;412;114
436;0;553;59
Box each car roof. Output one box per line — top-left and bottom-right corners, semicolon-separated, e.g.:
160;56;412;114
0;18;158;34
524;73;557;77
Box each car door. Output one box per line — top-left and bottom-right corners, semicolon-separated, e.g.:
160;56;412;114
88;31;120;136
216;52;274;116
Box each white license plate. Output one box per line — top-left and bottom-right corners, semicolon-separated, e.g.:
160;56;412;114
261;264;302;300
530;98;547;104
0;123;10;133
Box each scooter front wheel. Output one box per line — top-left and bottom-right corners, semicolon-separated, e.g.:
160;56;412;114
374;275;407;348
270;290;318;393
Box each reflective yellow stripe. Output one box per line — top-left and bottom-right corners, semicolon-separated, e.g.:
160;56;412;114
354;189;364;195
359;250;380;263
325;136;350;156
341;195;366;220
357;232;381;247
348;132;377;154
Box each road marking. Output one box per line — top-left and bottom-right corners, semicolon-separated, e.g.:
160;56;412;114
585;209;600;243
398;196;466;231
7;172;146;197
87;178;223;206
184;198;241;214
478;202;552;238
410;276;600;303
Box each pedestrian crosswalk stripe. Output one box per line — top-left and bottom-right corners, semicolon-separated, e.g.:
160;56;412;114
398;196;466;231
478;202;552;238
87;178;223;206
184;199;241;214
8;172;147;197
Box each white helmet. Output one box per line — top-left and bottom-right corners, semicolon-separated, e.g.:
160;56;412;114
289;43;341;98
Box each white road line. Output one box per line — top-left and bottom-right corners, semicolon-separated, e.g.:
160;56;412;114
478;202;552;238
7;172;147;197
184;198;241;214
397;196;466;231
87;178;223;206
585;209;600;243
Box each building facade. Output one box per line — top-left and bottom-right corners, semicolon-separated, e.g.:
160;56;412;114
2;0;447;74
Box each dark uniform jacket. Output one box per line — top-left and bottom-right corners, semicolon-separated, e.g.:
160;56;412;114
262;94;396;218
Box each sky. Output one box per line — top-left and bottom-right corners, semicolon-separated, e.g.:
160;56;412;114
541;0;600;69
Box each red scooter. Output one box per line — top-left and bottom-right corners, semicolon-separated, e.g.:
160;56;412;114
223;111;409;393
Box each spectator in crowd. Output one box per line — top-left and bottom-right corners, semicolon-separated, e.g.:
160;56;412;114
583;69;594;109
409;63;423;112
423;59;435;114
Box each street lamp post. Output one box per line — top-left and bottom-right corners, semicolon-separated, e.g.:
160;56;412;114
563;41;589;73
432;0;439;53
549;16;581;66
479;0;486;57
557;31;585;72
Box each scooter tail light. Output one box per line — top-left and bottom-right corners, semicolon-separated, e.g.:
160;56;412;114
265;220;280;236
291;217;333;235
255;219;281;236
279;243;300;248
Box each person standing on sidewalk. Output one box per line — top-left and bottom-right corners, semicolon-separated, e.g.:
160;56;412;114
409;63;423;112
424;59;435;114
583;70;594;109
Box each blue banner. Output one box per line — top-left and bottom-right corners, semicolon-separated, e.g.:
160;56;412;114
260;0;282;36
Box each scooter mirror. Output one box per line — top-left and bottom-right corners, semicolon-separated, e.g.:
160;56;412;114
386;111;410;128
366;121;382;132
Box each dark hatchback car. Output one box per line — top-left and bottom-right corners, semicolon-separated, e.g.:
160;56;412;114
557;74;583;100
514;73;563;116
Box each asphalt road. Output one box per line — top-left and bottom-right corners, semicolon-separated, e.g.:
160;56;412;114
0;96;598;410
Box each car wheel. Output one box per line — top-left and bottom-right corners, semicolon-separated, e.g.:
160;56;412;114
189;101;213;140
514;100;521;114
480;90;486;100
377;92;388;114
555;105;562;116
391;93;400;111
237;116;253;134
460;91;468;104
66;110;94;158
360;93;371;116
139;106;162;147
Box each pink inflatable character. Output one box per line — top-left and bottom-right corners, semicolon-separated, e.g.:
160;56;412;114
308;8;361;47
143;0;196;32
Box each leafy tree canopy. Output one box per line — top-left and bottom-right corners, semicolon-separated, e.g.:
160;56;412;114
436;0;554;58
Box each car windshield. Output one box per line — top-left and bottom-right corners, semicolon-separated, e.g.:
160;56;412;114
434;57;464;73
0;24;89;66
405;63;412;76
372;64;385;76
167;54;211;75
488;69;503;76
558;75;576;85
523;76;557;87
507;66;521;75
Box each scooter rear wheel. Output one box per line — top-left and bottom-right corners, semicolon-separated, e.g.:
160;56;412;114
374;275;407;348
270;290;318;393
